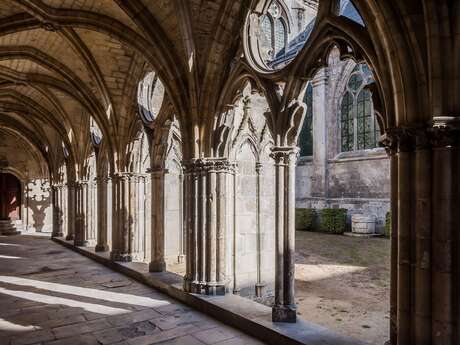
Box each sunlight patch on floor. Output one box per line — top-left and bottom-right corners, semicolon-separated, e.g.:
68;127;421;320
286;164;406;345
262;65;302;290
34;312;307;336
0;255;22;259
0;318;39;332
0;287;131;315
295;263;367;282
0;276;170;308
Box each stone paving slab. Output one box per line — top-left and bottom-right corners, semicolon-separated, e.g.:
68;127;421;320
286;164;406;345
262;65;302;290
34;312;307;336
53;237;366;345
0;235;265;345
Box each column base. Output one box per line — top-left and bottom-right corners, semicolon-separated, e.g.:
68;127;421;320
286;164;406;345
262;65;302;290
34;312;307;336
110;251;132;262
65;234;74;241
52;232;64;238
149;260;166;272
255;283;266;297
191;282;202;294
204;282;226;296
183;277;193;292
272;304;297;323
74;240;95;247
233;287;241;295
95;244;109;252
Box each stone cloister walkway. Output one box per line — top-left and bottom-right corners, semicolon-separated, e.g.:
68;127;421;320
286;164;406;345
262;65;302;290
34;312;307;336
0;235;265;345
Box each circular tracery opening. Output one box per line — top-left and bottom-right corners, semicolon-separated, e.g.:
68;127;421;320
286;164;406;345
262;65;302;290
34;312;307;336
245;0;319;72
137;72;165;125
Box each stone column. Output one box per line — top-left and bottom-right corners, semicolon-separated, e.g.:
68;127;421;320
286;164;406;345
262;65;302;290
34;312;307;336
149;168;167;272
271;147;299;323
110;173;142;262
74;181;82;245
384;120;460;345
66;182;75;241
178;172;185;263
232;166;239;295
74;180;93;247
431;126;455;345
255;162;265;297
183;162;198;292
58;185;65;237
61;184;68;238
413;131;432;345
51;185;62;237
381;133;399;345
95;176;109;252
88;180;97;245
183;158;233;295
311;70;328;197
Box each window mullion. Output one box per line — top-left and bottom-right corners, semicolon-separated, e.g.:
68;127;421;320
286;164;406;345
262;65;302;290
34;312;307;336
353;98;358;151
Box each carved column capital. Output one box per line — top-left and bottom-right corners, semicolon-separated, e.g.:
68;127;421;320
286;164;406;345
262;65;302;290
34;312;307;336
430;118;460;148
183;158;235;174
270;146;300;165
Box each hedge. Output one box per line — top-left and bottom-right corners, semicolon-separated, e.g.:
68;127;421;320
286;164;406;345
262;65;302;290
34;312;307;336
295;208;316;231
319;208;348;234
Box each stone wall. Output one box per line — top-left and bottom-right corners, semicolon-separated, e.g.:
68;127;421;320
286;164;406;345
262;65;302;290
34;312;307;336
0;131;52;233
295;54;390;233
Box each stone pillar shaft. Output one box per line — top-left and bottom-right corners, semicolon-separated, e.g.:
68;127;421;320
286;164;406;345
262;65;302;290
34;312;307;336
414;134;432;345
52;185;60;237
66;182;75;241
311;71;328;197
110;173;141;262
271;147;299;323
431;139;454;345
383;121;460;345
74;181;94;247
95;177;109;252
255;163;264;297
150;169;167;272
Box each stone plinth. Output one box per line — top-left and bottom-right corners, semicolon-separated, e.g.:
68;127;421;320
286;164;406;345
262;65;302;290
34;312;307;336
0;220;21;235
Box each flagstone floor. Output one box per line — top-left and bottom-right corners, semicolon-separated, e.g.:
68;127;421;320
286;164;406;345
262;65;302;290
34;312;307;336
0;235;265;345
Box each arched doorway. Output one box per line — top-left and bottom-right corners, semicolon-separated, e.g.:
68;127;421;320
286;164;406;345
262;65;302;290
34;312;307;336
0;173;21;221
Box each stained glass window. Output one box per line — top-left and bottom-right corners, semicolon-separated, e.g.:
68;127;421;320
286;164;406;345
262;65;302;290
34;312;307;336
260;15;273;61
299;84;314;156
348;73;363;91
341;63;378;152
341;92;354;152
274;18;286;57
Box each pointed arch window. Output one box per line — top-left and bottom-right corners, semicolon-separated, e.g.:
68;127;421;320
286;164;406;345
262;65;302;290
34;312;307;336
340;63;379;152
299;83;313;156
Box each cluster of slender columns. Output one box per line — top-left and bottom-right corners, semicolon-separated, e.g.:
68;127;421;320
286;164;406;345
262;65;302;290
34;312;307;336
270;147;299;323
382;118;460;345
51;184;65;238
74;180;97;247
182;158;233;296
110;173;145;262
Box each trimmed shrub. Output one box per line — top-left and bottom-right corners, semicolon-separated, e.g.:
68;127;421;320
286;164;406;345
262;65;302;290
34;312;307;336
319;208;348;234
295;208;316;231
384;211;391;237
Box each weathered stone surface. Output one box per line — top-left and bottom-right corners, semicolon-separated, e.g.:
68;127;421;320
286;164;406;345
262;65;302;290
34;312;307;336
0;235;262;345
